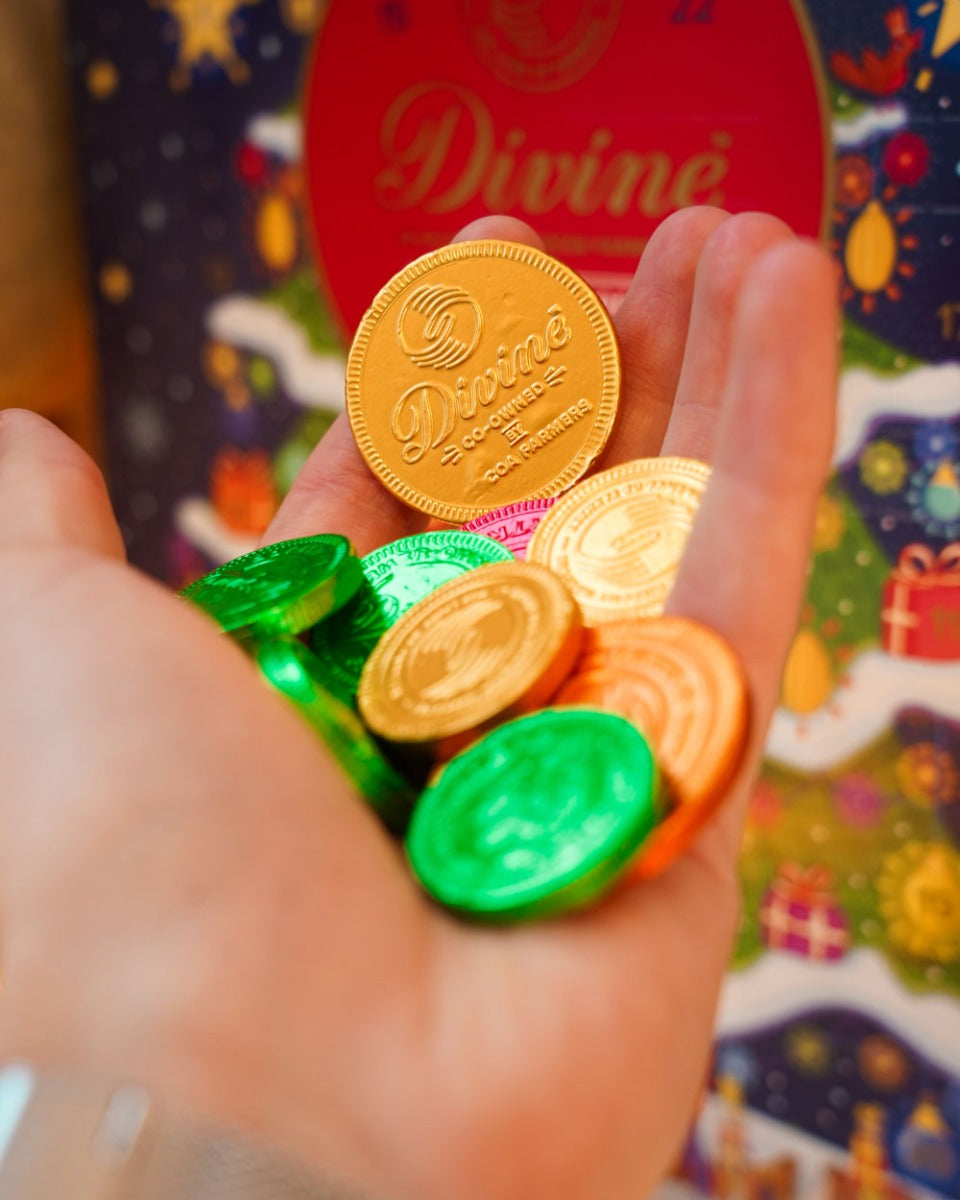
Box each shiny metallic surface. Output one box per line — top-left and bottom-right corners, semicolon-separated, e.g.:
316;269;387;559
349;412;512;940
310;529;513;703
346;239;620;523
406;708;661;921
180;534;362;639
527;457;710;623
357;560;583;745
555;616;750;879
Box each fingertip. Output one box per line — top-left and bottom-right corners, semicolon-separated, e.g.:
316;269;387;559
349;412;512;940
695;211;795;288
0;408;125;558
0;407;66;446
740;238;839;332
620;207;731;317
731;239;840;475
451;214;545;249
638;204;731;259
597;206;731;466
658;214;800;462
667;232;840;732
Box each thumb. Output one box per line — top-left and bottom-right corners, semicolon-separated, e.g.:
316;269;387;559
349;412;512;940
0;409;125;558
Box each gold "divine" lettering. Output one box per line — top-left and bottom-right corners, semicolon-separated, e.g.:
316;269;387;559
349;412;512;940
389;307;572;462
374;82;732;220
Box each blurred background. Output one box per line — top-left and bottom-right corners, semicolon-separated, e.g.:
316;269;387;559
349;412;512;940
4;2;960;1196
0;1;99;454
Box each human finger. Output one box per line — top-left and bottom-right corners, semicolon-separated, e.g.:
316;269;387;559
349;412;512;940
659;212;795;462
0;408;125;558
261;413;425;555
451;215;545;250
447;242;838;1196
666;238;839;848
572;242;837;1100
597;205;730;468
260;216;544;555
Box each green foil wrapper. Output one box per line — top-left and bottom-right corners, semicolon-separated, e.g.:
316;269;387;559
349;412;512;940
407;707;661;921
256;637;416;835
181;534;362;640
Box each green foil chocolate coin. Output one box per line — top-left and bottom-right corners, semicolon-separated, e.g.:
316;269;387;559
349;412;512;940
406;708;661;921
256;637;416;834
181;534;362;640
311;529;513;702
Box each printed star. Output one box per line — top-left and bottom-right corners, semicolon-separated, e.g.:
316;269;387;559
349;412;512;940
932;0;960;58
151;0;262;89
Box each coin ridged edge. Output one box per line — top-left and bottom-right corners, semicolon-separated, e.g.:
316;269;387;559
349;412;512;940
346;239;620;524
558;615;749;800
360;528;516;571
462;498;557;532
181;534;359;637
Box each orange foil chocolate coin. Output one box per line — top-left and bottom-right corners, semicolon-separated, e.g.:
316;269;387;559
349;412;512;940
346;240;620;524
526;457;710;623
554;615;749;879
357;560;583;747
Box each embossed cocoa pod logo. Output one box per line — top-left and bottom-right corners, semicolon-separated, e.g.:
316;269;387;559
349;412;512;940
459;0;622;93
397;284;483;369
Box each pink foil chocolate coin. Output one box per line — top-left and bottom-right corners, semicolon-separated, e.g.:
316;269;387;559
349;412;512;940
463;499;557;559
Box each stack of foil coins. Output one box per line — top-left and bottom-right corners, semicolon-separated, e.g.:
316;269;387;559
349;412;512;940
182;240;749;923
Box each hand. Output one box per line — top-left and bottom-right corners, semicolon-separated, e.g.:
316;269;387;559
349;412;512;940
0;209;837;1200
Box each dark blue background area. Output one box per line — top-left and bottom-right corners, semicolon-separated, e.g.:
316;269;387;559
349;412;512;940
837;413;960;560
715;1006;960;1195
808;0;960;363
66;0;311;571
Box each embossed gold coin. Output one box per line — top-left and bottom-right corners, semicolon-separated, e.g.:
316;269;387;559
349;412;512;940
347;240;620;523
357;560;583;748
526;457;710;623
554;616;749;880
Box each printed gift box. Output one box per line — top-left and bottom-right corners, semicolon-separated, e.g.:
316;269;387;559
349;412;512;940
760;862;851;962
881;543;960;661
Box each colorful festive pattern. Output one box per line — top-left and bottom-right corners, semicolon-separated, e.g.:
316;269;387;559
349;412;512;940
705;1009;960;1197
840;415;960;567
881;543;960;660
878;841;960;963
65;4;960;1198
760;864;850;961
779;481;890;715
811;0;960;363
740;706;960;996
68;3;342;578
151;0;263;91
897;742;960;807
860;441;910;495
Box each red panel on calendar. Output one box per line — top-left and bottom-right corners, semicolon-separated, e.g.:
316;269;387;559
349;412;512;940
304;0;829;336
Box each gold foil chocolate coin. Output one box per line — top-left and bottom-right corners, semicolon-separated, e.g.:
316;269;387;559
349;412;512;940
347;240;620;523
357;560;583;747
527;457;710;623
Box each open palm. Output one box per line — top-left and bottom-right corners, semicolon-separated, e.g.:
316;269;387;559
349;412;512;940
0;208;836;1200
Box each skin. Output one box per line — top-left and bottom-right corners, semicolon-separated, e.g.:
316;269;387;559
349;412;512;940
0;209;837;1200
